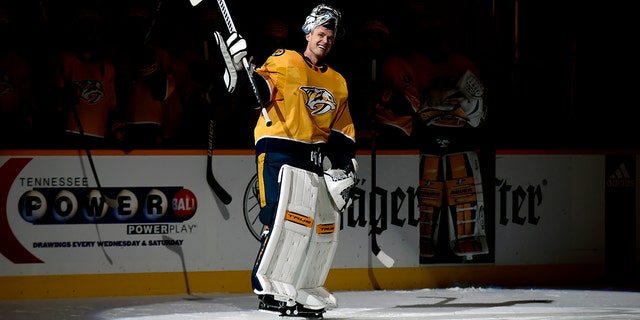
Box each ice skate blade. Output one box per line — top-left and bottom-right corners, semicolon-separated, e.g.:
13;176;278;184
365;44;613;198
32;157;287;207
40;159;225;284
258;294;324;318
278;305;324;319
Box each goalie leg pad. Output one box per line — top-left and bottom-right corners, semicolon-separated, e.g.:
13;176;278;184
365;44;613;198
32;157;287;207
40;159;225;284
254;165;318;302
442;151;488;259
254;165;338;310
418;154;444;259
294;175;339;310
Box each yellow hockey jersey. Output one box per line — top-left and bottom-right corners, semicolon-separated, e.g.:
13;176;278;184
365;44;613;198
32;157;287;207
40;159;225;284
56;50;117;138
254;49;355;146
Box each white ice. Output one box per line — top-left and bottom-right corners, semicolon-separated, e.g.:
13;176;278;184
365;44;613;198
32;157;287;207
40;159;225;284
1;287;640;320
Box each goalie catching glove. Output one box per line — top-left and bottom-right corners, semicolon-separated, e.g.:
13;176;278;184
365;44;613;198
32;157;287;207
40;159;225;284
324;158;359;211
456;70;486;127
213;31;249;93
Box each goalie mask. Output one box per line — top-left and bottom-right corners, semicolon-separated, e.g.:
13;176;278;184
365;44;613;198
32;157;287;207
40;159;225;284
301;4;344;37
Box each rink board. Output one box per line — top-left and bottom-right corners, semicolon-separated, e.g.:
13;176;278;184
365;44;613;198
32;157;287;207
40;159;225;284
0;149;636;298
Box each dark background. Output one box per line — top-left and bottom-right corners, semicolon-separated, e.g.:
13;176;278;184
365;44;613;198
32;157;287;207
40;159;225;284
2;0;634;150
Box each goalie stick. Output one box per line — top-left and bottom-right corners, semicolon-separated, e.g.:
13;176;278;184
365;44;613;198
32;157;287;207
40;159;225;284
189;0;272;126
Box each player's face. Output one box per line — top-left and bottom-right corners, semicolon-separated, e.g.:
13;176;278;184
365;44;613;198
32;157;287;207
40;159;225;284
305;25;335;60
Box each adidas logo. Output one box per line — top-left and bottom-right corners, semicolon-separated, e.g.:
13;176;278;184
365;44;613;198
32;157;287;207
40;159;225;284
606;162;635;188
609;162;630;179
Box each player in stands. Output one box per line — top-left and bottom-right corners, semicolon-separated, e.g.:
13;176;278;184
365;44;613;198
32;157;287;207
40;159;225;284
108;3;176;149
44;5;119;149
0;6;35;148
216;3;356;318
343;17;421;149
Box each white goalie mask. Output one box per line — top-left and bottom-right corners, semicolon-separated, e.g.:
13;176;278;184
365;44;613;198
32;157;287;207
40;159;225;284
301;4;343;37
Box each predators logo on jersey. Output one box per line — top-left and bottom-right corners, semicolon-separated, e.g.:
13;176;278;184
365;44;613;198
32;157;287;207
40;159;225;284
272;48;285;56
300;86;336;116
0;79;13;95
75;79;104;105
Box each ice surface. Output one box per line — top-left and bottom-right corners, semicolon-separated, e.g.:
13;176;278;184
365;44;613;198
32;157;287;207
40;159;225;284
1;287;639;320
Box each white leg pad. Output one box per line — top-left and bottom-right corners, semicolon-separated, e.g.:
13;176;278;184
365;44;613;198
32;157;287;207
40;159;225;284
295;174;339;309
255;165;339;309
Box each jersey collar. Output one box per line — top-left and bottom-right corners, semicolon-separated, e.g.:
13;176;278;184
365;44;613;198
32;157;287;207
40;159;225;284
300;52;328;73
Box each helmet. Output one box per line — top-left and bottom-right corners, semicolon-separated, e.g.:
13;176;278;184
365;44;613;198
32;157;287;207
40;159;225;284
301;4;343;36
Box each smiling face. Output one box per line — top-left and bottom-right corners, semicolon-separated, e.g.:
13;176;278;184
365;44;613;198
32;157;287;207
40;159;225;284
304;25;335;65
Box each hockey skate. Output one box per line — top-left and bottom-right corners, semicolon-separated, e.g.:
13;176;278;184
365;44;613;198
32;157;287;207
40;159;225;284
258;295;325;319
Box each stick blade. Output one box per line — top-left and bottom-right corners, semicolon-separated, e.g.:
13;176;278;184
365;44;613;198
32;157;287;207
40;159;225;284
208;174;232;204
207;160;232;205
189;0;203;6
372;232;395;268
376;250;395;268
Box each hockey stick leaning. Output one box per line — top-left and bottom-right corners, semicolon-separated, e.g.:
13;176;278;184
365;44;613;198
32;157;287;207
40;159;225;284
369;58;394;268
38;0;118;210
371;229;395;268
38;0;114;265
190;0;272;126
207;118;232;204
200;20;232;205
